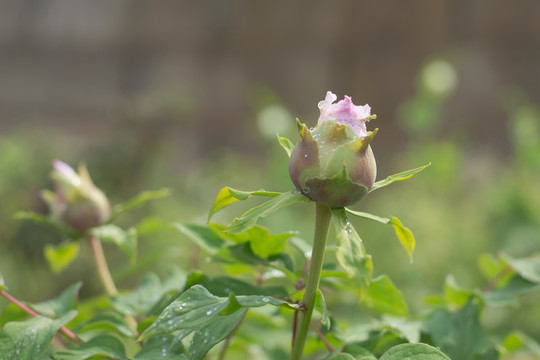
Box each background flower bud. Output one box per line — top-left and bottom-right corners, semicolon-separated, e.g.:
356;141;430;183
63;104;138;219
289;92;377;208
49;160;110;233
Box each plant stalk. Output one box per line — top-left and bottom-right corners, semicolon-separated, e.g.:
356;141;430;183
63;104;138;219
86;235;138;334
291;203;332;360
87;235;118;297
1;289;83;344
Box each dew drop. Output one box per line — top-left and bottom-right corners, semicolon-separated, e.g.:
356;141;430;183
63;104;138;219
262;297;270;303
206;310;213;315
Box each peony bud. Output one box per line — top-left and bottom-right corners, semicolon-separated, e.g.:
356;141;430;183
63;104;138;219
49;160;110;233
289;92;377;208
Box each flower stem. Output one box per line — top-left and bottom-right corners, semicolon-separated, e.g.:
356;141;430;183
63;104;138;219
87;235;118;297
86;235;138;334
291;203;332;360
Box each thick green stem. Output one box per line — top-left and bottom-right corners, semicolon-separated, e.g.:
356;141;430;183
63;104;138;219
291;203;332;360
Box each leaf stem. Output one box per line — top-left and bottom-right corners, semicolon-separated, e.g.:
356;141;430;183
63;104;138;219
291;203;331;360
86;235;138;335
0;289;83;344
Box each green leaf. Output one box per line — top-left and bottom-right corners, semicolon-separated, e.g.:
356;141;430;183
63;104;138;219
52;335;127;360
226;191;310;234
482;276;540;306
109;188;171;222
31;282;82;318
341;344;377;359
90;225;137;263
208;187;282;222
389;218;415;262
44;242;80;274
0;311;77;360
327;354;356;360
331;208;372;299
135;334;186;359
501;331;540;356
443;275;473;308
380;317;421;344
345;210;415;261
139;285;230;341
200;276;288;298
365;275;408;317
217;224;296;258
344;210;390;224
503;253;540;283
187;309;246;360
369;163;431;192
212;243;295;277
139;285;294;341
13;211;65;233
315;289;330;331
425;299;496;360
173;223;226;254
112;271;186;317
74;313;135;337
220;292;293;315
277;135;295;158
379;343;450;360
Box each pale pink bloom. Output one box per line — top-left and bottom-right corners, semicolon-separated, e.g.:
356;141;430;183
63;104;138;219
317;91;372;137
52;160;81;187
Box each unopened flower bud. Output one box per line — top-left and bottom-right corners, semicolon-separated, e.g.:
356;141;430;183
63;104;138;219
49;160;110;233
289;92;377;208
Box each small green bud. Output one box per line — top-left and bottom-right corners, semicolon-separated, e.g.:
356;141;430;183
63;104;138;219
289;92;377;208
48;160;110;233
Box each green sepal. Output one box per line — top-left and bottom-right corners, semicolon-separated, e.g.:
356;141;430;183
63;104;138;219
277;135;295;158
289;119;321;193
306;166;369;208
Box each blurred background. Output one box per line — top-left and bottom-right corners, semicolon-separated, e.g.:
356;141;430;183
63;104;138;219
1;0;540;344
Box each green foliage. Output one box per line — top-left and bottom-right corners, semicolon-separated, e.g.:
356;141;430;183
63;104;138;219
207;187;281;222
345;210;416;261
30;282;82;318
369;163;431;192
0;311;77;360
2;97;540;360
226;191;310;234
53;335;127;360
365;275;408;317
90;225;138;263
331;208;372;299
139;284;295;341
43;242;80;274
109;188;171;222
426;299;498;360
378;343;451;360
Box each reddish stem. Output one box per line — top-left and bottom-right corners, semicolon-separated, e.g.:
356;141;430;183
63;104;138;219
310;321;334;352
1;289;83;344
